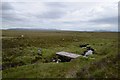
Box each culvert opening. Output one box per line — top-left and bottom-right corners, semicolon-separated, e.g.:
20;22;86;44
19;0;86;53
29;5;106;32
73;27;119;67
51;55;72;63
57;55;72;62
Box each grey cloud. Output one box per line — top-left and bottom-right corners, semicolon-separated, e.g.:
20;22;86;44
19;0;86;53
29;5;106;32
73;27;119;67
89;16;118;24
2;2;25;22
2;2;117;31
46;2;66;8
2;14;23;21
62;21;85;24
2;11;23;22
36;2;66;19
2;2;13;10
37;10;66;19
63;16;118;25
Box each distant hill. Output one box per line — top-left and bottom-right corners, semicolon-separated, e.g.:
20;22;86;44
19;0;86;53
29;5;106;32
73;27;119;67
2;28;118;32
93;30;118;32
6;28;58;31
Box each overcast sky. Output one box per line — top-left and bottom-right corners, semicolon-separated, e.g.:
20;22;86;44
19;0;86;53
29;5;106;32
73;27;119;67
1;0;119;31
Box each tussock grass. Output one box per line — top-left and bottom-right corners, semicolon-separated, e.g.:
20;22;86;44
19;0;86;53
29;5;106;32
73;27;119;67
2;30;119;78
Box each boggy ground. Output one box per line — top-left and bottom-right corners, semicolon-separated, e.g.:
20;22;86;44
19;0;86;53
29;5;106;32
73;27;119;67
2;30;119;78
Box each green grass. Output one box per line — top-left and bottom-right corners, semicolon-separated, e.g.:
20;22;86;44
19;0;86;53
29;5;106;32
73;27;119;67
2;30;119;78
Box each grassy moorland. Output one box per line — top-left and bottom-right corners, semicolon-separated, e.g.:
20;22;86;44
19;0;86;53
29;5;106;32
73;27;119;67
2;30;119;78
